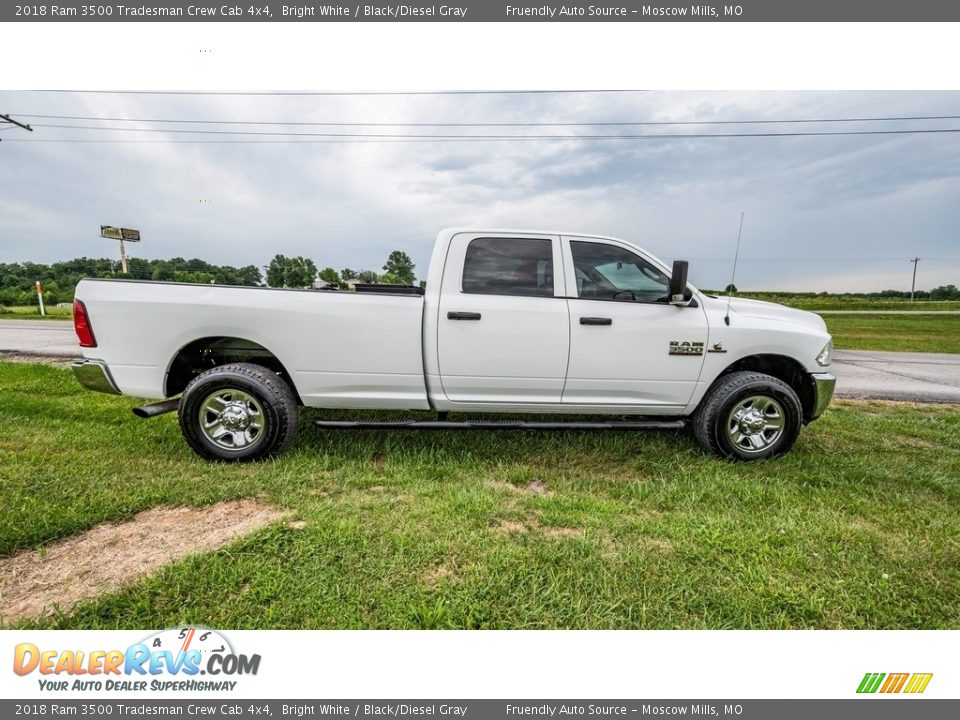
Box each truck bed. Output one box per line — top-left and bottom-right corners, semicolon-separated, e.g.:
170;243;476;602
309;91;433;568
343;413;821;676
75;279;431;409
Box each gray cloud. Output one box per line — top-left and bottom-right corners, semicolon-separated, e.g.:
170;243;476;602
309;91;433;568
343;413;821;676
1;90;958;292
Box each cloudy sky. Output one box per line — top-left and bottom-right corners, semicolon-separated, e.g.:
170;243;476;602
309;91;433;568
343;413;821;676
1;89;958;292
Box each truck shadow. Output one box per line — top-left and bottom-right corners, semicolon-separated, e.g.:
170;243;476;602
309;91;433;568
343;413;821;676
296;407;701;466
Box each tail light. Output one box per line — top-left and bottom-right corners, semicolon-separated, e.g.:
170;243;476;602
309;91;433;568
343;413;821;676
73;300;97;348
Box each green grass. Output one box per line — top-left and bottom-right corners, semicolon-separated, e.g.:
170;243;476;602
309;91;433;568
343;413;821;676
1;360;959;630
0;305;73;320
824;314;960;353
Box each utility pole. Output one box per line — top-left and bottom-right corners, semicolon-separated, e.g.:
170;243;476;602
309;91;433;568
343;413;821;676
909;257;921;301
0;113;34;139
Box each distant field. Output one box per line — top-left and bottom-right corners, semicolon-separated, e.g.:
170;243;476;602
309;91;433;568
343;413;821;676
0;305;72;320
824;314;960;354
1;360;959;630
727;294;960;312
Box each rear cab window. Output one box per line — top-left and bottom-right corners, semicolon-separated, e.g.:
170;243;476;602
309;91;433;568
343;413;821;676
462;237;555;297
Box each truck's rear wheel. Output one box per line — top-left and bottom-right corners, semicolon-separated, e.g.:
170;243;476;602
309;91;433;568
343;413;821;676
691;371;802;461
178;363;298;462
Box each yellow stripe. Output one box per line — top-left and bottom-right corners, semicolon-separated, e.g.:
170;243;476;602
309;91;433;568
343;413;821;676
915;673;934;694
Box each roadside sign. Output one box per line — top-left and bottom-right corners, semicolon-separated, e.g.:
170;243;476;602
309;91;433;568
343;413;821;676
100;224;141;274
101;225;140;242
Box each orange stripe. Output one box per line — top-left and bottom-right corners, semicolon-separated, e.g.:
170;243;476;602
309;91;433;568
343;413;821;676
892;673;909;693
181;627;196;653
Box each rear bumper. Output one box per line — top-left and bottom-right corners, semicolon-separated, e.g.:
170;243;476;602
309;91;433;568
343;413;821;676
810;371;836;420
71;359;121;395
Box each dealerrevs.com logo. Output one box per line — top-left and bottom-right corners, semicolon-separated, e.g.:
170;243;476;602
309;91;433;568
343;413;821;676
13;627;260;692
857;672;933;694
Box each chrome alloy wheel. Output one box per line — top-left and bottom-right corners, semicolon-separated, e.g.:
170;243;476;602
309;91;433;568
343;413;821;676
198;389;265;451
726;395;786;454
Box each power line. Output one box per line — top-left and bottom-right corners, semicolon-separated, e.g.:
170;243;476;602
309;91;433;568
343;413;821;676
0;113;34;139
16;123;960;141
15;112;960;128
26;89;647;97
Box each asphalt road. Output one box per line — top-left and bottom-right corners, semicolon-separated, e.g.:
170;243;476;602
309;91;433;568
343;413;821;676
1;319;958;403
0;320;80;358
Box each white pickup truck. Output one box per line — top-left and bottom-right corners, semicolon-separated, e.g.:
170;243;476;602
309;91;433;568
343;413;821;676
72;228;835;462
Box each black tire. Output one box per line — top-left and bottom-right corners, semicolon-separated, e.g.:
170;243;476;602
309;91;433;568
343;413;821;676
178;363;298;462
691;371;802;461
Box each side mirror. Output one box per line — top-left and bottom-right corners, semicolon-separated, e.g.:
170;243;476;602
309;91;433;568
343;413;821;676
668;260;690;305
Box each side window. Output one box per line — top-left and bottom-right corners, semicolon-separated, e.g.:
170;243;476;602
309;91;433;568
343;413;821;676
462;237;555;298
570;241;670;303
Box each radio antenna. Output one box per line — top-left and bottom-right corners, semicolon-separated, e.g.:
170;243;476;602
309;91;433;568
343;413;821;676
724;212;745;326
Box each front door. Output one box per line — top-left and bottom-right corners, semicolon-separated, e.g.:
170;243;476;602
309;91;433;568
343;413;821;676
561;236;709;409
437;233;569;404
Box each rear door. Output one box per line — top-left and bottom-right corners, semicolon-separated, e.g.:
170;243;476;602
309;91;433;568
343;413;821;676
561;236;709;409
437;233;569;404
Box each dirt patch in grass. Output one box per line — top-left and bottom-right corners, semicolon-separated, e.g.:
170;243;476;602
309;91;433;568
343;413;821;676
493;519;530;534
491;518;591;542
638;537;673;552
488;479;553;496
0;499;289;624
424;562;462;588
0;351;72;366
542;526;584;539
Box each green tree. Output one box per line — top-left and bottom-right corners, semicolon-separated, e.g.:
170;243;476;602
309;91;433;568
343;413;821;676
173;271;216;284
930;284;960;300
357;270;380;284
318;267;342;287
725;283;738;293
237;265;263;286
266;255;289;288
340;268;358;281
286;257;318;288
382;250;416;285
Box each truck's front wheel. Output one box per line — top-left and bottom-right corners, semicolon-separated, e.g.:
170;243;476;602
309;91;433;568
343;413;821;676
178;363;298;462
691;371;802;461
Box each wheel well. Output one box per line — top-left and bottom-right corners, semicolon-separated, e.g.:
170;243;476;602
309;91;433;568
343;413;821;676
165;336;301;403
719;354;817;423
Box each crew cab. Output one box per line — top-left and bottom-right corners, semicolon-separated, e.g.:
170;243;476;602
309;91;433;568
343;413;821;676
71;229;835;462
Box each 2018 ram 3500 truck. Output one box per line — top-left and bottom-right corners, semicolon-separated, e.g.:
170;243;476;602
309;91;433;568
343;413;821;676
71;228;835;462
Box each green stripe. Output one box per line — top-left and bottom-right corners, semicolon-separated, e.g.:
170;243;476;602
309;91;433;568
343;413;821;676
856;673;874;693
856;673;885;693
868;673;886;693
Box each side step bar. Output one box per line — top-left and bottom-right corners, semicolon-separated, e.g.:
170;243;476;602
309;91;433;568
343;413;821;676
314;419;686;431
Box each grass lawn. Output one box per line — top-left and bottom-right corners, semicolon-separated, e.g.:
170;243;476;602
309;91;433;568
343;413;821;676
1;361;958;630
0;305;73;320
824;314;960;353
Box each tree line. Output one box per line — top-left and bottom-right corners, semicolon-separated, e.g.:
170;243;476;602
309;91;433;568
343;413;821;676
265;250;417;289
0;250;418;306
